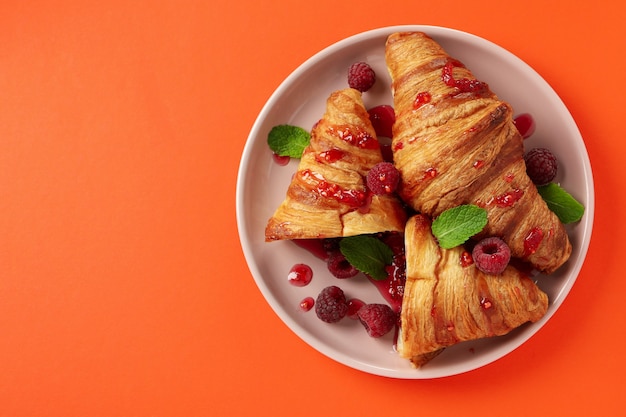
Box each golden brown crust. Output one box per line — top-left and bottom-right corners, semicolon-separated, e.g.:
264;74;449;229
385;31;571;274
398;214;549;367
265;88;407;241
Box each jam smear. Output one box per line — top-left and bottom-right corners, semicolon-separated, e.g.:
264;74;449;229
367;105;395;138
413;91;432;109
473;160;485;169
366;232;406;312
514;113;536;139
346;298;366;320
460;250;474;267
299;169;367;208
293;239;331;260
316;148;344;163
492;188;524;208
524;227;544;257
421;167;438;181
328;125;379;150
441;60;488;95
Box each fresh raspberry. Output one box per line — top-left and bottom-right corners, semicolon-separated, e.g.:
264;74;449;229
326;250;359;279
472;237;511;275
315;286;349;323
348;62;376;92
524;147;558;185
366;162;400;195
357;304;397;338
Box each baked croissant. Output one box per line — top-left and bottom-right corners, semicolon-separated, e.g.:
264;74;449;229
265;88;407;241
385;31;571;274
398;214;549;368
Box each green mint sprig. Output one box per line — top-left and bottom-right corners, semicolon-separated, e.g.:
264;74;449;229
431;204;488;249
267;124;310;158
339;235;393;281
537;183;585;224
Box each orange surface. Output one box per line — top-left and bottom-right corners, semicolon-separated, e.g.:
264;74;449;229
0;1;621;416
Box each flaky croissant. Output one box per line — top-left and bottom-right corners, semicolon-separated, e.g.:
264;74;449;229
398;214;549;368
265;88;407;241
385;31;571;274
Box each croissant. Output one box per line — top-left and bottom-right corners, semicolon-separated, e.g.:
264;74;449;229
398;214;549;368
265;88;407;241
385;32;571;274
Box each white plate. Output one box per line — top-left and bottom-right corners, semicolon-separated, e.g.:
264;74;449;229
236;25;594;378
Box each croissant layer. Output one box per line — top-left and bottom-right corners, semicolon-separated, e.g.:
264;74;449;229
265;88;407;241
398;214;549;368
385;32;571;274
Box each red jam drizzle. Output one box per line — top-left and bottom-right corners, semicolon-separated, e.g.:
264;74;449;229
492;188;524;208
441;60;488;94
316;148;344;163
299;297;315;312
513;113;536;139
299;169;367;208
422;167;438;181
346;298;366;320
524;227;544;257
287;263;313;287
460;250;474;267
472;160;485;169
393;141;404;151
366;232;406;312
480;297;493;310
293;239;331;260
413;91;432;109
328;125;378;150
367;105;395;138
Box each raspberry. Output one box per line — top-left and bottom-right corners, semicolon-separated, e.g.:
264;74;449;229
348;62;376;92
357;304;397;338
524;147;557;185
366;162;400;195
326;250;359;279
315;286;349;323
472;237;511;275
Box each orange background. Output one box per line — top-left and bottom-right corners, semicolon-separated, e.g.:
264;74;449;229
0;1;621;416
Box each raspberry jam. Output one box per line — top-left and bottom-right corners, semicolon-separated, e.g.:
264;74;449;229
346;298;366;319
460;250;473;267
413;91;432;108
316;148;344;163
298;169;368;208
288;263;313;287
513;113;536;139
441;60;488;94
524;227;544;257
328;125;379;150
299;297;315;312
492;189;524;208
367;105;395;138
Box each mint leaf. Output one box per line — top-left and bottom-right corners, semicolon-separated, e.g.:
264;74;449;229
537;183;585;224
267;124;310;158
339;235;393;281
431;205;488;249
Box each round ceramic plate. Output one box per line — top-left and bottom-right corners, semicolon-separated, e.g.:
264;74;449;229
236;25;594;378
